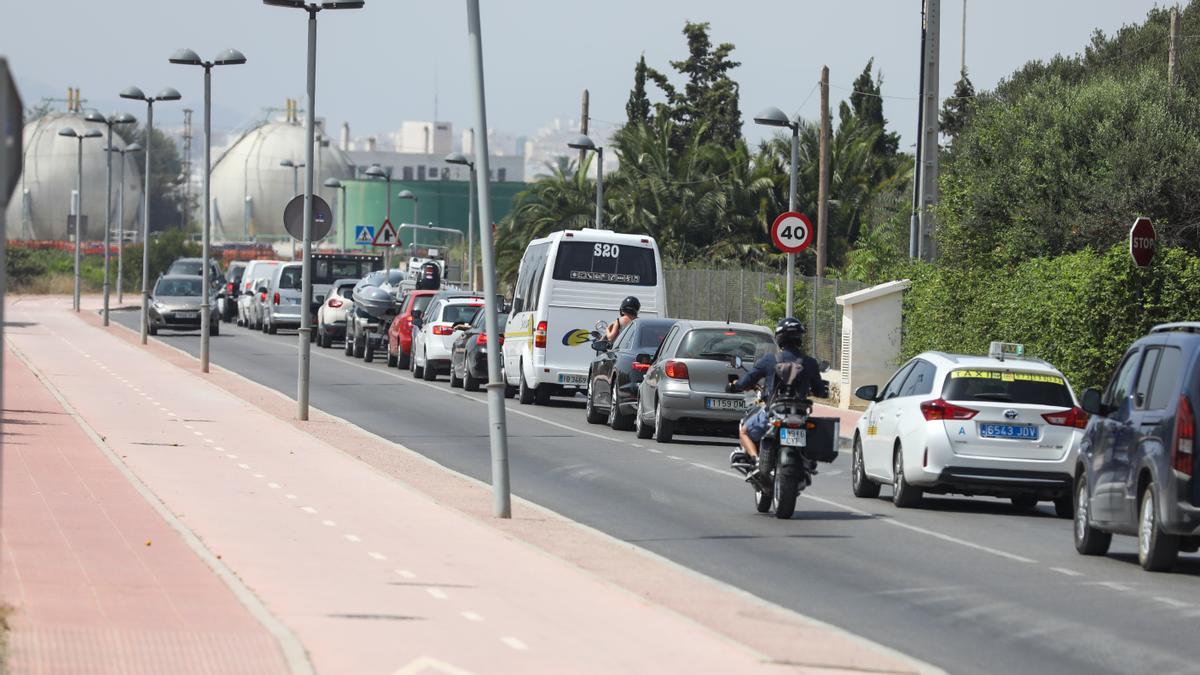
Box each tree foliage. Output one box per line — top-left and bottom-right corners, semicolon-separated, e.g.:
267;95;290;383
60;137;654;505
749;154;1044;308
939;68;976;141
116;122;190;232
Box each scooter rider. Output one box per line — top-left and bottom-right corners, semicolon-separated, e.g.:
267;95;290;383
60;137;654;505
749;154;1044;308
605;296;640;342
728;317;827;471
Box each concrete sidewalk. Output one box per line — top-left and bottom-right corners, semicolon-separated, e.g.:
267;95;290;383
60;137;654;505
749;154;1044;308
3;296;928;675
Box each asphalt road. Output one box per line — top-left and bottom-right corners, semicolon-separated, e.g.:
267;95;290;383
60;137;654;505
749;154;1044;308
114;310;1200;675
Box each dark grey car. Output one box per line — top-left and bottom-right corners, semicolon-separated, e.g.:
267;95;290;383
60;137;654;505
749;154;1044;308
1075;322;1200;571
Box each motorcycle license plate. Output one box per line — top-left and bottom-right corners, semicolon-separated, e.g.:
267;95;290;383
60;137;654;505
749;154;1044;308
705;397;745;411
779;427;806;447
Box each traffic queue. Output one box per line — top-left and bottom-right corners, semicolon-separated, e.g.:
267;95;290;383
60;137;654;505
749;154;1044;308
156;225;1200;571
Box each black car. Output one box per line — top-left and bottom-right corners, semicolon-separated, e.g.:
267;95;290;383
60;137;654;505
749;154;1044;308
1075;322;1200;571
449;310;508;392
222;261;247;323
585;318;677;430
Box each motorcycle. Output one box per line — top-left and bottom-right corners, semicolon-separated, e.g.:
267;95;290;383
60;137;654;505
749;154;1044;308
728;356;839;519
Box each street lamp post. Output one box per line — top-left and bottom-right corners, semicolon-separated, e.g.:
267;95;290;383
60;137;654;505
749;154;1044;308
445;151;476;289
263;0;365;422
363;163;392;265
754;106;800;317
397;189;419;253
281;158;305;260
171;48;247;374
107;142;142;305
85;111;135;325
57;126;104;312
121;86;182;344
322;177;346;250
567;134;603;229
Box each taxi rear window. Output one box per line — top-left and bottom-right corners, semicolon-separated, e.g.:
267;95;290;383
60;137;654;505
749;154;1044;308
942;369;1073;407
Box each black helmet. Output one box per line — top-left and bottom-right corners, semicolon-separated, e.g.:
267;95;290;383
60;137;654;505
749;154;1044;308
620;296;641;317
775;317;806;349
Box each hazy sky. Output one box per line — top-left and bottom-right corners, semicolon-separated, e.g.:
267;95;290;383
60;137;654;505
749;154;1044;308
0;1;1170;150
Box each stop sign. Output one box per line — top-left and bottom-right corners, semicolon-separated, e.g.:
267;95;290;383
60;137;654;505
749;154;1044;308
1130;217;1156;267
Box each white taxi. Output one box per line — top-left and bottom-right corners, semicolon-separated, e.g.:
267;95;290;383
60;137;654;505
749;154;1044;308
851;343;1086;517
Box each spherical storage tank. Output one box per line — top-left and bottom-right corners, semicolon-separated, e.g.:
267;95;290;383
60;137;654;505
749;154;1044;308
5;112;143;241
209;120;353;242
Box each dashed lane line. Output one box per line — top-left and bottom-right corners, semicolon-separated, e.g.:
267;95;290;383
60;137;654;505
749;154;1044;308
461;611;484;622
427;588;448;600
500;637;528;651
1050;567;1084;577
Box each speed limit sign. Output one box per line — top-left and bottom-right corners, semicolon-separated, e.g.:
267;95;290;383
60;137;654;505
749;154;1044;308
770;211;814;254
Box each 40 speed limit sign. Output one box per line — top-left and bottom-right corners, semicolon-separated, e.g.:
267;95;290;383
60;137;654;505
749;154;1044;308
770;211;814;254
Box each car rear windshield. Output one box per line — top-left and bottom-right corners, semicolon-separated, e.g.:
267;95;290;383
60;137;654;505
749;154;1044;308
227;266;245;284
168;261;203;276
337;285;354;299
411;295;434;314
942;369;1074;407
156;278;201;297
442;304;482;325
677;329;773;361
637;323;674;350
278;266;303;290
551;241;657;286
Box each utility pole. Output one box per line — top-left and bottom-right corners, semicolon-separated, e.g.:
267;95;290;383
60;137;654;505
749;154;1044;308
816;66;830;278
961;0;967;75
918;0;941;261
909;3;927;260
181;109;193;228
1169;6;1181;88
579;89;589;170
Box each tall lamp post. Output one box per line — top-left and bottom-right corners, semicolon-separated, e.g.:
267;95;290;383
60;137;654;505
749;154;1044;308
754;106;800;317
322;177;346;249
171;48;247;374
57;126;104;312
281;158;305;260
567;134;603;229
263;0;365;422
84;111;135;325
106;142;142;304
121;85;182;344
444;151;476;289
397;189;419;253
363;163;392;265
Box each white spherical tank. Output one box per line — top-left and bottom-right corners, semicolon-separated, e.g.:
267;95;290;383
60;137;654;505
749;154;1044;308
4;112;143;241
208;120;353;242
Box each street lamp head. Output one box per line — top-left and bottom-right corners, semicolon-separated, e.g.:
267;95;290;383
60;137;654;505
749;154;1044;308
169;48;204;66
363;163;388;179
83;111;107;123
262;0;306;7
280;159;296;168
126;142;143;153
567;134;596;151
111;112;136;125
753;106;792;128
155;87;182;102
214;48;247;66
82;129;103;139
397;189;417;201
322;1;365;8
58;127;78;138
444;151;472;167
322;177;343;188
119;86;148;102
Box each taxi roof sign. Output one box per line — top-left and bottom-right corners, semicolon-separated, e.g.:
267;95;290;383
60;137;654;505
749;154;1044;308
988;341;1026;361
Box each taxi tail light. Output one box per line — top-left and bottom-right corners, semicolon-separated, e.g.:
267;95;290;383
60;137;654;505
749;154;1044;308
664;360;689;380
1042;407;1088;429
328;298;343;308
1173;395;1194;475
534;321;547;349
432;325;454;336
476;333;503;346
273;292;281;305
920;398;978;421
632;362;650;373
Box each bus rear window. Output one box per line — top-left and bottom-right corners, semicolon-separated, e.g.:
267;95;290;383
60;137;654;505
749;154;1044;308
551;241;656;286
942;370;1074;407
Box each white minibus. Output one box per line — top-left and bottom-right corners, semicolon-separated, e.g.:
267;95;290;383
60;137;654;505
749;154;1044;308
503;229;668;404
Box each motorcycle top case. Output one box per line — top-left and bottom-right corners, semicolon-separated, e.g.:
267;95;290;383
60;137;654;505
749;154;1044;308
803;417;840;463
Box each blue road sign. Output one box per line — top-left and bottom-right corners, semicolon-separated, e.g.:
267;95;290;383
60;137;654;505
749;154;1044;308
355;225;375;245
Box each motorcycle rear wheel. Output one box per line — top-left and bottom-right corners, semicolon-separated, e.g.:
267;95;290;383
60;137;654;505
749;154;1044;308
773;465;801;519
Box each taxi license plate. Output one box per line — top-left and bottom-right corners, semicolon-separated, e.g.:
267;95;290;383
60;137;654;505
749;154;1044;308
705;397;745;411
780;427;807;447
558;374;586;385
978;423;1038;440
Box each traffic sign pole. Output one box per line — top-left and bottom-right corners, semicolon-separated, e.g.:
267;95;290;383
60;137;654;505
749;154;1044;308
787;124;799;316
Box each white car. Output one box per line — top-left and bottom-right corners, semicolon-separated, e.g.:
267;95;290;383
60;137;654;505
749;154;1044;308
851;342;1086;517
236;260;282;326
411;293;484;381
316;278;357;348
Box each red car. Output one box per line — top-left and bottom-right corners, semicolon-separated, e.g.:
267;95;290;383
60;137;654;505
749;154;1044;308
387;290;438;369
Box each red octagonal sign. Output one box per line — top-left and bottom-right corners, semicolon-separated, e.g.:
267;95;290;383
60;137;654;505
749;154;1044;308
1130;217;1156;267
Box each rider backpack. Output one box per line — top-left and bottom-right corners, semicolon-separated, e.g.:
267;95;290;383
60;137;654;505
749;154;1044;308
768;352;828;405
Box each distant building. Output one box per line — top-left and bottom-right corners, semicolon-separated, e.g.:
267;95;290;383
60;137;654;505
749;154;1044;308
522;117;617;180
345;149;524;185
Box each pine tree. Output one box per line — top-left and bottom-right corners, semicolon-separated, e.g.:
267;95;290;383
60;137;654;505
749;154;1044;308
940;68;976;141
625;54;652;127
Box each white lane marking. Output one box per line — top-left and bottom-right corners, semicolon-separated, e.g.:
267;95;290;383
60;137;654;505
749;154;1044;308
461;611;484;622
184;424;194;430
426;587;448;600
667;455;684;461
300;506;318;514
631;443;644;448
237;463;251;469
1050;567;1083;577
226;454;238;459
267;482;281;489
192;431;204;436
167;412;176;417
321;520;337;527
252;473;265;479
500;637;528;651
214;447;225;452
344;534;361;543
285;494;298;500
368;551;387;560
204;439;214;444
1155;596;1191;609
1086;581;1134;592
646;448;663;454
690;462;731;477
394;569;416;579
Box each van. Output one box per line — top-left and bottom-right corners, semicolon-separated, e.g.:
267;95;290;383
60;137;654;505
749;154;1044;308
503;229;667;405
262;262;304;335
237;259;282;327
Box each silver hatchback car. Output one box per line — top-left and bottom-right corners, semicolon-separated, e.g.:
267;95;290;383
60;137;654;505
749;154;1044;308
635;320;774;443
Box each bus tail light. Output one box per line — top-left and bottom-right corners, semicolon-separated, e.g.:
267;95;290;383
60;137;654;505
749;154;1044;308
535;321;547;349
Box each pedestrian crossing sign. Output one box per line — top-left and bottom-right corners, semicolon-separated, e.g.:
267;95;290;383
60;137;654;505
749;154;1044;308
355;225;375;245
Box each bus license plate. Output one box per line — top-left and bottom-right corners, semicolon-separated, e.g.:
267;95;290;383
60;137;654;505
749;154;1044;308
780;427;806;447
705;398;745;411
558;374;586;385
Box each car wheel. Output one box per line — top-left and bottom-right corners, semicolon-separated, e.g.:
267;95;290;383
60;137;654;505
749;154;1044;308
585;381;605;424
412;350;425;379
267;319;277;335
518;368;535;405
891;446;922;508
851;435;881;498
344;331;354;356
653;398;674;443
1073;474;1111;556
464;368;481;392
1053;494;1073;519
386;347;398;368
363;338;375;363
260;318;267;333
421;350;437;381
449;362;464;388
607;381;634;431
148;323;158;336
398;348;411;370
635;397;654;439
1010;495;1038;510
353;335;365;359
209;322;219;337
1138;484;1180;572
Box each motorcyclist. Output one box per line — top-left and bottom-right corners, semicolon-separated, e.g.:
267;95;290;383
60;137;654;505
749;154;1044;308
605;296;640;342
727;317;828;472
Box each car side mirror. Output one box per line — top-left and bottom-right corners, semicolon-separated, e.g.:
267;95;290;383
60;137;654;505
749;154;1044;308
1081;387;1104;417
854;385;879;402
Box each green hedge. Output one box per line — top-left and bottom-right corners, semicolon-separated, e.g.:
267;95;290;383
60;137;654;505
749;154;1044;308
902;244;1200;390
5;230;200;293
